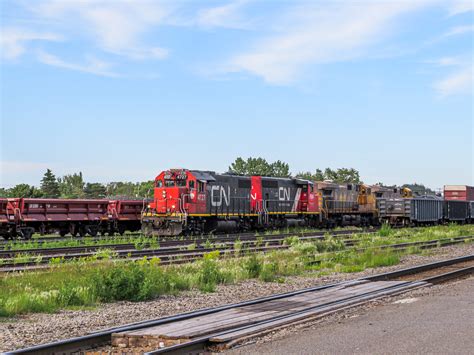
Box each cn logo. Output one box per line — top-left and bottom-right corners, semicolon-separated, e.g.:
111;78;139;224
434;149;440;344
278;187;290;201
211;186;230;207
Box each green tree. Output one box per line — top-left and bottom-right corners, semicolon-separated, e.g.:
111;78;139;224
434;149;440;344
106;182;136;198
40;169;60;198
228;157;247;175
7;184;43;198
84;183;106;198
0;188;8;197
229;157;289;177
296;168;360;183
58;172;85;198
333;168;361;183
402;183;435;196
137;181;154;198
246;157;273;176
296;169;324;181
270;160;291;178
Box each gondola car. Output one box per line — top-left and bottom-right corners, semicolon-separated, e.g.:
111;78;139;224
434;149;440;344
377;195;443;226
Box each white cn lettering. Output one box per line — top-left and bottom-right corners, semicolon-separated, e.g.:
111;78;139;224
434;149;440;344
278;187;290;201
211;186;230;207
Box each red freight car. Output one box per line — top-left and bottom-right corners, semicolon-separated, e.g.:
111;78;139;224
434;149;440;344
0;198;144;239
444;185;474;201
8;198;110;238
0;198;17;239
107;200;144;234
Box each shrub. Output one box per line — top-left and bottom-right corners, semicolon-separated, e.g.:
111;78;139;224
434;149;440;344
245;254;263;278
91;263;146;302
379;223;392;237
197;251;223;292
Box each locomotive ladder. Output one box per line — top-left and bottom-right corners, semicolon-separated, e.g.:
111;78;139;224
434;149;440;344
257;200;269;225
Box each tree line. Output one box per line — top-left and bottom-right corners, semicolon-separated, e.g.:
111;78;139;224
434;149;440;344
0;169;154;199
228;157;361;183
0;157;433;198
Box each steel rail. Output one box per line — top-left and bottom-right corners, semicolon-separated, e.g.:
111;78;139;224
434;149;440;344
2;235;472;273
0;229;365;257
5;254;473;354
0;228;373;245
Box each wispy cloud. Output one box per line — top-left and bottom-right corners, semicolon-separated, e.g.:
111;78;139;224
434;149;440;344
428;53;473;97
434;65;473;97
448;1;473;16
442;24;474;37
196;0;251;29
37;50;119;77
225;1;434;84
0;27;62;59
31;0;170;60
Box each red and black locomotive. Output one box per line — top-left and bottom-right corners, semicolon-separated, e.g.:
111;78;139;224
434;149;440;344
142;169;320;236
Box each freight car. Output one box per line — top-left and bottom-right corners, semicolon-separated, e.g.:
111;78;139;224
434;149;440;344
315;182;378;227
107;199;144;235
443;200;470;223
0;198;18;239
142;169;320;236
444;185;474;201
377;195;444;226
0;198;144;239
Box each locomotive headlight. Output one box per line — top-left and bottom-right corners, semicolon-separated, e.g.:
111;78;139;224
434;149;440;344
162;190;166;198
172;205;175;209
190;192;195;199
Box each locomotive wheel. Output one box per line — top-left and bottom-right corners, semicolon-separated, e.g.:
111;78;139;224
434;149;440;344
20;228;33;240
118;225;126;236
59;230;68;237
87;226;98;237
78;227;86;238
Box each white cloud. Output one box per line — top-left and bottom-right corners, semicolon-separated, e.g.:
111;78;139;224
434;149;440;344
197;0;251;29
0;27;61;59
426;56;465;67
448;1;473;16
434;65;473;97
31;0;170;60
37;50;119;77
442;24;474;37
225;1;434;84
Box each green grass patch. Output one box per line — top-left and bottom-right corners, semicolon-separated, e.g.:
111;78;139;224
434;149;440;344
1;224;473;317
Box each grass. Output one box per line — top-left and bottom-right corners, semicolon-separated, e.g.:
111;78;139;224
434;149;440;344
0;224;473;317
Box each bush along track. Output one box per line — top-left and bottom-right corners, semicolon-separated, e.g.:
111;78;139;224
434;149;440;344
0;225;473;317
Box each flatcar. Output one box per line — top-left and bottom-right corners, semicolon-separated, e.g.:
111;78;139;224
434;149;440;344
142;169;320;236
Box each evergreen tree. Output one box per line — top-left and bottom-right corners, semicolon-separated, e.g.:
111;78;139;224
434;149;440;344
40;169;60;198
84;182;106;198
270;160;291;178
229;157;290;177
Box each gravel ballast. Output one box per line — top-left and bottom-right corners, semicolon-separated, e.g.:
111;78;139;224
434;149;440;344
1;243;473;352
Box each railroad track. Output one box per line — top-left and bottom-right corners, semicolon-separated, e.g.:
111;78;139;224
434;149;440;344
0;229;372;271
0;228;369;247
1;234;472;273
6;254;473;355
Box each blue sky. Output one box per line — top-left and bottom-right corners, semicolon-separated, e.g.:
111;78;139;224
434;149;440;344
1;0;473;190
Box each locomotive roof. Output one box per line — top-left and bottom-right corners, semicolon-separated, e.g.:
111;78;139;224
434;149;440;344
189;170;312;185
190;170;217;182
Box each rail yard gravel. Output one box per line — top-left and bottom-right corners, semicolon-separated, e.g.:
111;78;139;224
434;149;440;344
0;243;473;352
